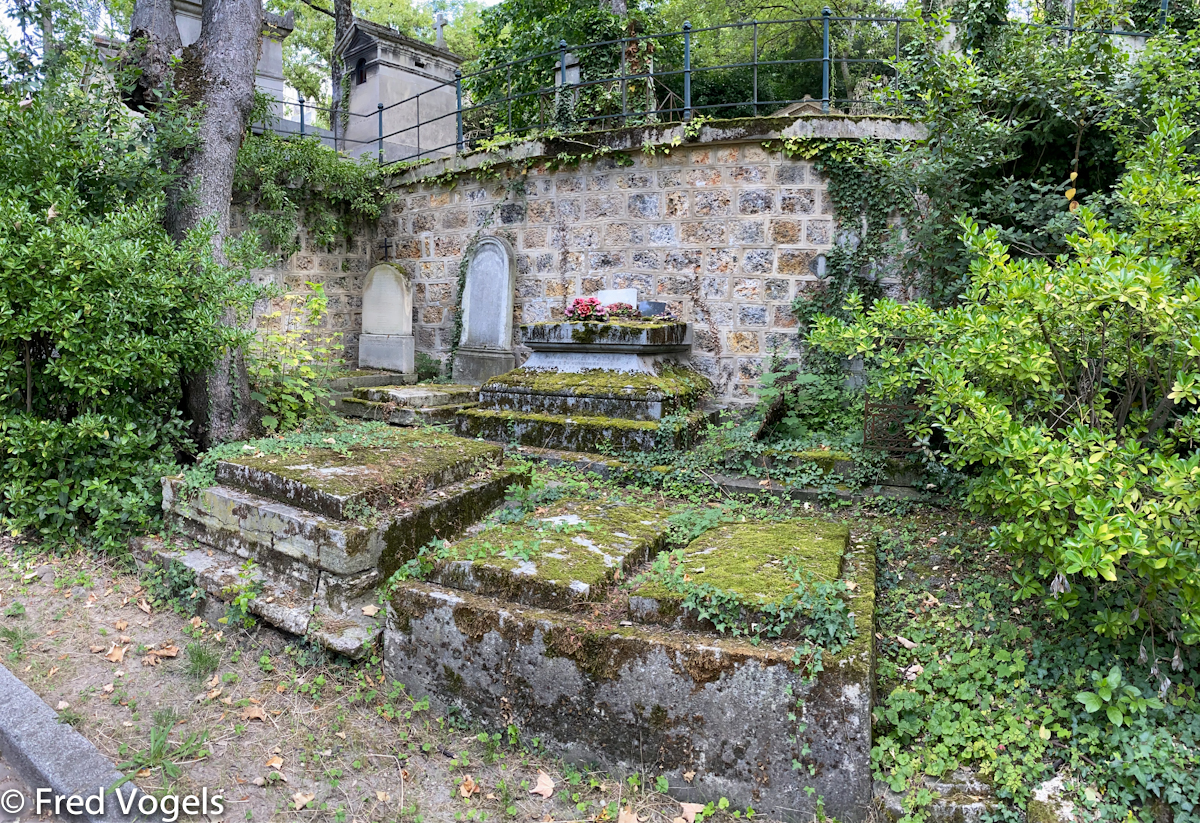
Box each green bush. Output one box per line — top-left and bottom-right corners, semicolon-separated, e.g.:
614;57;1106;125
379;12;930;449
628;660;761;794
813;109;1200;643
0;44;255;547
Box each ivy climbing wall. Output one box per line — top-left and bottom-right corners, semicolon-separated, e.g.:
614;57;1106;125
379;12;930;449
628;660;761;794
384;132;862;405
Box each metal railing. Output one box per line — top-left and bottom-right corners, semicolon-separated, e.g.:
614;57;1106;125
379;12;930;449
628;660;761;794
254;8;1168;167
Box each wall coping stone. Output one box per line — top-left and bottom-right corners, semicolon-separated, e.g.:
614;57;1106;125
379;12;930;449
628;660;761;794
391;114;928;188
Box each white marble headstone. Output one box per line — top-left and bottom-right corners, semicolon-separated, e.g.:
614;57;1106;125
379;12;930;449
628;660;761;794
594;288;638;307
459;237;515;351
361;264;412;336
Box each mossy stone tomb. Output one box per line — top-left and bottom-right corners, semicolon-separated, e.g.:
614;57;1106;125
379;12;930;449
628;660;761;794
456;316;712;452
385;514;875;822
148;427;520;656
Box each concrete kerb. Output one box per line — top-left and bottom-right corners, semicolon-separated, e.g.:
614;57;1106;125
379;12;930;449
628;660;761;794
0;663;158;822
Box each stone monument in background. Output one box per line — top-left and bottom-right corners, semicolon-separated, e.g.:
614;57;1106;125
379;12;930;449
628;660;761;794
452;237;517;384
335;18;463;163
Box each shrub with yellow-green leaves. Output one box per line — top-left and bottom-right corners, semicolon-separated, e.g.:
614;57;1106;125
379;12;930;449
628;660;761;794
812;110;1200;644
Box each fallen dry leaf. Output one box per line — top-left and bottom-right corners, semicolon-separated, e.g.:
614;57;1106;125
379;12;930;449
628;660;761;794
459;775;480;798
334;731;346;739
618;807;641;823
903;663;925;681
55;701;70;711
530;770;555;799
114;620;128;631
137;599;151;615
205;673;220;688
679;802;706;823
896;636;918;650
682;770;696;784
265;756;284;770
846;581;859;591
102;683;114;694
276;682;288;694
89;644;104;654
189;616;203;629
292;792;315;810
376;790;391;802
155;644;179;658
48;666;59;677
141;655;161;667
104;645;127;664
241;705;267;722
361;604;380;617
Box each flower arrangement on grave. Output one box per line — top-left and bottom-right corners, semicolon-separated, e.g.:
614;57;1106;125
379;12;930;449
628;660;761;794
564;297;609;321
604;302;638;319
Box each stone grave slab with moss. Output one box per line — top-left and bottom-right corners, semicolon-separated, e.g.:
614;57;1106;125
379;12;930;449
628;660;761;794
337;383;480;426
456;322;711;452
383;515;875;822
149;426;521;656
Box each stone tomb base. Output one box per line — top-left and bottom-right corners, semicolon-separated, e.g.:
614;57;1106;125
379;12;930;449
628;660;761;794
338;383;481;426
384;511;875;822
456;321;711;452
148;428;521;656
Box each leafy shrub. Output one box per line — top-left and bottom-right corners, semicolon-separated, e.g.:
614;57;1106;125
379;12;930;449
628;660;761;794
247;282;342;432
812;110;1200;643
414;351;443;382
0;44;256;548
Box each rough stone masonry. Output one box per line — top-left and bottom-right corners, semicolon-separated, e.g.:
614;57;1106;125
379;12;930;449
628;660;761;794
242;115;923;406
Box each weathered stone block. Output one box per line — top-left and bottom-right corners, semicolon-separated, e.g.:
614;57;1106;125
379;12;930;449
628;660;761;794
384;526;876;823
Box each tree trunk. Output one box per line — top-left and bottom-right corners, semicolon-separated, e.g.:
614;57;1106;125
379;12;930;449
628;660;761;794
127;0;263;449
330;0;353;145
126;0;182;110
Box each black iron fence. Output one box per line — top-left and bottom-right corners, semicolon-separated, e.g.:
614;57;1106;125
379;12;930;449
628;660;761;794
255;8;1167;166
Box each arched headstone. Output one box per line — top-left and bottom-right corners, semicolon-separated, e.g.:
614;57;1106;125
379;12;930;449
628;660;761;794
358;263;415;375
452;236;516;383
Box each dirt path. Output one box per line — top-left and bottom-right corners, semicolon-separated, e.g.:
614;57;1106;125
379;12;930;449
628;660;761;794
0;540;752;823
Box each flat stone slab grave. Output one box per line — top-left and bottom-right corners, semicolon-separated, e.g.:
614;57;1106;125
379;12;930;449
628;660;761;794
156;427;520;656
339;384;481;426
384;516;875;822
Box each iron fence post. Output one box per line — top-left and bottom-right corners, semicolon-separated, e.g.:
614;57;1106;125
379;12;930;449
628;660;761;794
620;37;627;125
559;39;568;88
683;21;692;121
821;7;831;113
416;93;421;158
377;102;384;163
752;22;758;116
299;96;305;136
455;69;464;153
1159;0;1169;28
507;65;513;133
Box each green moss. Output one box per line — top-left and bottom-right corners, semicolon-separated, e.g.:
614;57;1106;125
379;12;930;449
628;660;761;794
435;493;671;607
631;520;848;607
485;365;710;404
223;428;501;502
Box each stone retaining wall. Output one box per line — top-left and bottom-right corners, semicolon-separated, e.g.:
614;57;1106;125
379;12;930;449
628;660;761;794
244;116;922;405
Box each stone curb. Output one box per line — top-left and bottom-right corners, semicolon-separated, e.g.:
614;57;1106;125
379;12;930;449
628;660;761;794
510;445;931;502
0;663;158;822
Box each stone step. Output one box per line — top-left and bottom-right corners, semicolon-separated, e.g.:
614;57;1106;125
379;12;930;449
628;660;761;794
424;495;670;610
351;384;480;407
163;467;521;582
625;520;850;638
336;396;475;426
213;428;503;520
456;407;705;453
131;537;385;658
476;389;662;421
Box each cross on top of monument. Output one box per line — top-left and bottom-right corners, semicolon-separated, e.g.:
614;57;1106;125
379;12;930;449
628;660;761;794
377;236;393;260
435;14;447;49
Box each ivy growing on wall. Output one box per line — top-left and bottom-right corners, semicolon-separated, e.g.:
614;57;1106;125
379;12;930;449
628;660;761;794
233;127;396;257
774;137;915;329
